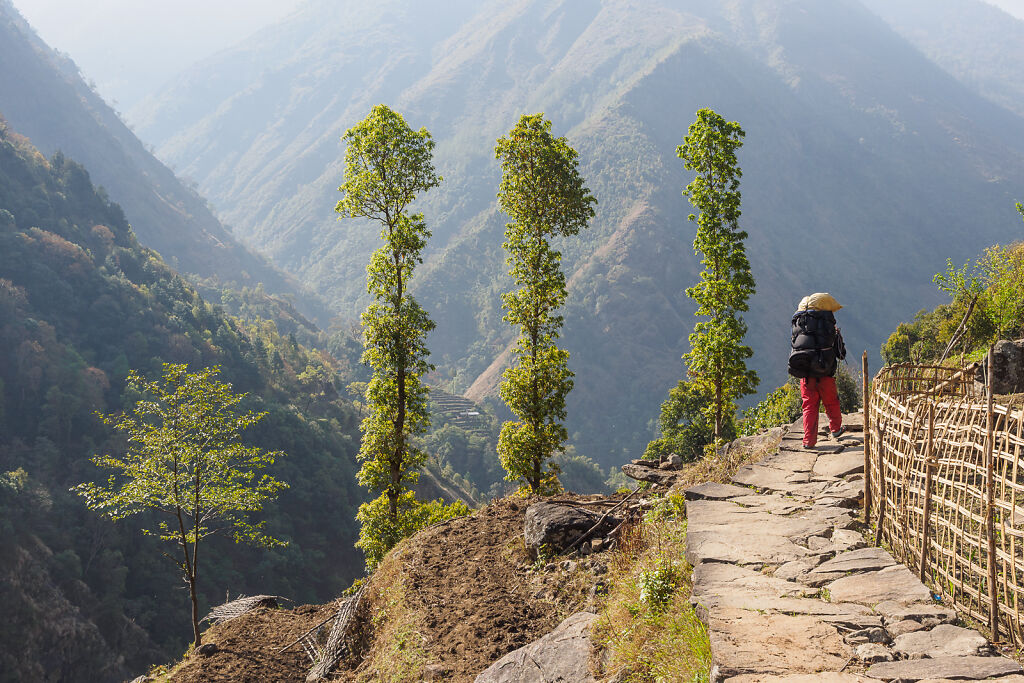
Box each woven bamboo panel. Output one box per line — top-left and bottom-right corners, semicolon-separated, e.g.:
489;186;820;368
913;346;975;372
867;362;1024;644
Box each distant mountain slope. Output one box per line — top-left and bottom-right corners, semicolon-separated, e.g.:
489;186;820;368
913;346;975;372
131;0;1024;467
0;0;329;323
0;117;367;681
860;0;1024;118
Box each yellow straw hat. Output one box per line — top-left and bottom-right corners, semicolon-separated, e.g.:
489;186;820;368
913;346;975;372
797;292;842;312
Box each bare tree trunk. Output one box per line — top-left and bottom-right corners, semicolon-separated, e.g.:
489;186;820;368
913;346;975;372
189;570;201;648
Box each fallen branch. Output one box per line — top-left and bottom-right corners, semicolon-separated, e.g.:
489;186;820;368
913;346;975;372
937;295;978;364
562;487;642;555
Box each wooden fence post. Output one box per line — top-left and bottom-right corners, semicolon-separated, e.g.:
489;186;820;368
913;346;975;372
863;351;872;523
985;345;999;641
919;402;935;582
875;420;887;547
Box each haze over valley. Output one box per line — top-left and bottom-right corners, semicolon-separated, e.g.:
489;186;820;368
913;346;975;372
2;1;1024;678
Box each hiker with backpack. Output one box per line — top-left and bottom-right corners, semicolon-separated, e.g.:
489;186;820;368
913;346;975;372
788;292;847;449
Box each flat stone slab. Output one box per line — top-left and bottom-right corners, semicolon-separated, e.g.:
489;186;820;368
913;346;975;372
733;464;838;497
691;564;873;617
694;563;818;603
733;463;812;492
865;655;1022;681
709;609;851;678
686;499;856;566
892;624;988;658
685;481;751;500
830;529;867;553
729;494;807;515
729;674;874;682
813;451;866;479
687;530;811;566
763;450;819;473
813;547;896;575
816;479;865;508
827;565;932;606
873;600;957;627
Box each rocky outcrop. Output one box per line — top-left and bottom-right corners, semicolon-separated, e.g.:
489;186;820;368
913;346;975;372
976;338;1024;394
474;612;598;683
524;503;621;556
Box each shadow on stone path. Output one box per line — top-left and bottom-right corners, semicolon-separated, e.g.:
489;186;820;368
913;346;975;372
686;413;1024;683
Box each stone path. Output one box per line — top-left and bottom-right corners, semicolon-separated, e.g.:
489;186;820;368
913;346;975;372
686;414;1024;683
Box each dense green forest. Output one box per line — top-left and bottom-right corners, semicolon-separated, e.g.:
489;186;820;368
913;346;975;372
0;117;369;681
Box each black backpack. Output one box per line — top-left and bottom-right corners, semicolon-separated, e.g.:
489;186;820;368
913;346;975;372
788;310;845;378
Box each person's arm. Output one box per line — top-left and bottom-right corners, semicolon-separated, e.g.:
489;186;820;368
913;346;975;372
835;325;847;361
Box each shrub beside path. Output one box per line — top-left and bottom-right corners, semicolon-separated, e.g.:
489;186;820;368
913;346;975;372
686;413;1024;682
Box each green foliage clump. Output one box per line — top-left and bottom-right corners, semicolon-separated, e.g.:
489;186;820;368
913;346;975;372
74;364;287;647
643;380;722;461
494;113;596;495
739;380;802;436
595;516;710;681
638;559;683;613
882;239;1024;365
355;492;470;569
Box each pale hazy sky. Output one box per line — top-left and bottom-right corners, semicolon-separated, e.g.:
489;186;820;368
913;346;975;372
12;0;1024;112
11;0;304;110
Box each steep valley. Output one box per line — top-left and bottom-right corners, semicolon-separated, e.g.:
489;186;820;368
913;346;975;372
130;0;1024;468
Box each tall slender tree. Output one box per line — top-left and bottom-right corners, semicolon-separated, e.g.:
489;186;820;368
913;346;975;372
494;113;596;494
337;104;463;569
677;108;758;441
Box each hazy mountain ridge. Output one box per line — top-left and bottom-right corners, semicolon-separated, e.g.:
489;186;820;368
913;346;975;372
131;0;1024;466
860;0;1024;119
0;0;329;324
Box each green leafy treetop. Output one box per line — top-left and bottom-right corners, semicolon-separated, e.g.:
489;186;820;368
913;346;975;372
677;108;758;442
73;363;287;649
494;113;596;494
337;104;467;570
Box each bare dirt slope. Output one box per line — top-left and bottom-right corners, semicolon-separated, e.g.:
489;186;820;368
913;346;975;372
167;497;599;682
169;602;338;683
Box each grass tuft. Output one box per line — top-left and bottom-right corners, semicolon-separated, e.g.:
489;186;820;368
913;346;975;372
355;544;430;682
594;516;711;682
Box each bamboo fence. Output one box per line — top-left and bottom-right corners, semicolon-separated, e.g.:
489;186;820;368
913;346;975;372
866;359;1024;644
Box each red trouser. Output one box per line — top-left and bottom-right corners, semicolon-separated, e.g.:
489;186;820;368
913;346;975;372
800;376;842;446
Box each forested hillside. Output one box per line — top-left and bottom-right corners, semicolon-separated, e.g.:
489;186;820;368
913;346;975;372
130;0;1024;467
0;118;367;682
0;0;328;323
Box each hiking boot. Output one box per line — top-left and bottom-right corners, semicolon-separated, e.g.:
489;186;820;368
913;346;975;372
831;426;846;439
802;442;816;450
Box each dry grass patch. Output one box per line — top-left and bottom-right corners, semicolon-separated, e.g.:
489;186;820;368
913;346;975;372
351;543;430;682
594;428;784;681
594;510;710;682
670;427;784;491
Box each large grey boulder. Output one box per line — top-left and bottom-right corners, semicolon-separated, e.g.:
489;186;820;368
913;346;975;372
474;612;598;682
524;503;620;555
976;339;1024;395
621;461;677;486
